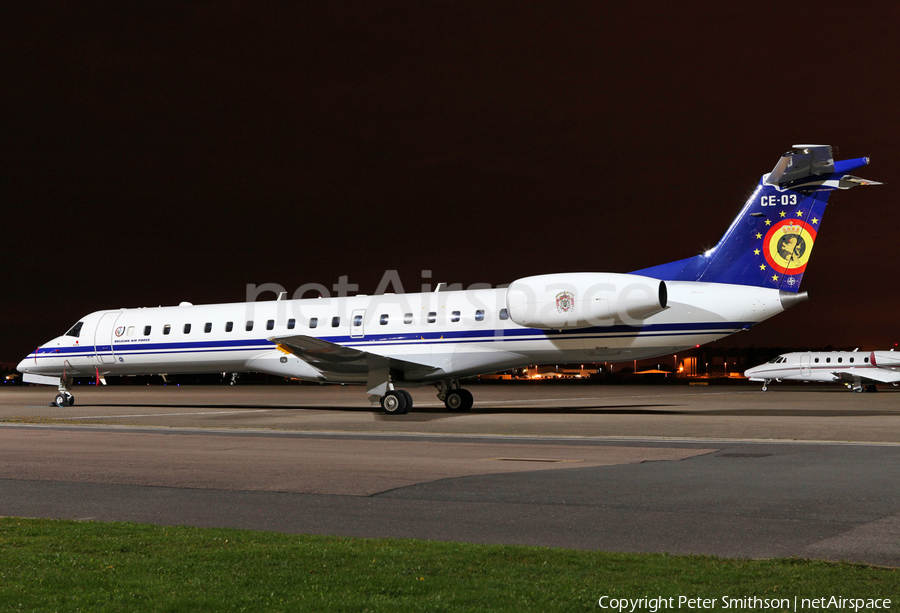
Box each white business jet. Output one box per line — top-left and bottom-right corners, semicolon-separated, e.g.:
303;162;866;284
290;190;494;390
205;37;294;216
744;350;900;392
18;145;880;413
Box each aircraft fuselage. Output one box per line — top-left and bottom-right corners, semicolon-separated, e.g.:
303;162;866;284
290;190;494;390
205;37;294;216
20;282;787;385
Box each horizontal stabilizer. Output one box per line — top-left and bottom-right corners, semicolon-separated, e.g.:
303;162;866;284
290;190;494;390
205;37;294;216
838;175;883;189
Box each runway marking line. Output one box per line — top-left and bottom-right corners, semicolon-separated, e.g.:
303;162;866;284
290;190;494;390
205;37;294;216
41;409;274;420
2;422;898;448
489;457;584;463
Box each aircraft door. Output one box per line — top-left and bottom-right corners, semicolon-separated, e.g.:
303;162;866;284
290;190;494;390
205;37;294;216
800;355;811;377
350;309;366;339
94;311;121;364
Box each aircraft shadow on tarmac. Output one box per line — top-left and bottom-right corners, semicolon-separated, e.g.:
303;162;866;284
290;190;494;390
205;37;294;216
77;402;900;420
370;406;900;419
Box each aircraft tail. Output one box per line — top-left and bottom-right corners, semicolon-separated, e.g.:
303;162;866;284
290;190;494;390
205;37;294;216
633;145;880;292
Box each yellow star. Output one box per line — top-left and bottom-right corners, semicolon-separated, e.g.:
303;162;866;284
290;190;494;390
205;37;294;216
796;210;804;217
754;249;760;255
755;232;762;239
779;211;786;218
759;264;766;270
765;219;771;226
811;217;818;224
772;274;779;282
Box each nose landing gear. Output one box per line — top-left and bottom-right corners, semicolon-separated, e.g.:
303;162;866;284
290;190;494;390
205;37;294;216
53;392;74;407
52;378;75;407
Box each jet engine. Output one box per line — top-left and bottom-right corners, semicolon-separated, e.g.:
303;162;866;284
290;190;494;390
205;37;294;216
506;273;667;329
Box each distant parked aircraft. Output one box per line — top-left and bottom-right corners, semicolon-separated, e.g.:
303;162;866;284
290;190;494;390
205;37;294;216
744;350;900;392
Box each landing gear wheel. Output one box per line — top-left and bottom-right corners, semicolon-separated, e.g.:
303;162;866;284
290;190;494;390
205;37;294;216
445;389;473;411
381;391;408;415
54;392;74;408
761;386;767;392
398;390;413;414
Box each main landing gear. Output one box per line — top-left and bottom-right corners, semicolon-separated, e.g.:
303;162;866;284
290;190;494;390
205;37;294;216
436;380;473;411
377;379;474;415
848;383;878;393
380;389;413;415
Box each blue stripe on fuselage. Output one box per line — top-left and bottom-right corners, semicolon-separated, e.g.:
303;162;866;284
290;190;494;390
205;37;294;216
29;321;750;360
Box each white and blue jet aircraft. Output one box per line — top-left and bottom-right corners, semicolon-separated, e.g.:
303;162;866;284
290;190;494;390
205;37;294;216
18;145;880;413
745;350;900;392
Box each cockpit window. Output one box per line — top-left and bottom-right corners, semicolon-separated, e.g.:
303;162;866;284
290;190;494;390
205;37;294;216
65;322;84;338
767;356;782;364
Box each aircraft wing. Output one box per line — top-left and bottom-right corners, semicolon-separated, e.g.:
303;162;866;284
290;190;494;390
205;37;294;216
268;335;441;382
832;370;900;384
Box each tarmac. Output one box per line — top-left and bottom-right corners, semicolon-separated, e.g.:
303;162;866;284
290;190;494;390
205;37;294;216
1;382;898;566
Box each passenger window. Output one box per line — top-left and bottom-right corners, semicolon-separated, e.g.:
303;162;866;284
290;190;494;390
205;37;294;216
127;326;135;337
266;320;275;331
427;312;437;324
204;322;212;333
380;314;389;325
404;313;413;324
143;325;151;336
225;321;233;332
309;317;318;329
288;318;295;330
65;322;84;337
246;321;254;331
499;308;509;320
826;358;831;363
353;315;362;326
331;316;340;327
183;324;191;334
451;311;460;322
849;357;854;363
163;324;171;335
837;357;842;363
814;357;819;363
865;357;870;363
475;310;485;322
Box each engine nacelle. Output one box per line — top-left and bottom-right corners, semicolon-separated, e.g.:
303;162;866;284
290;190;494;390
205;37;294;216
506;273;667;329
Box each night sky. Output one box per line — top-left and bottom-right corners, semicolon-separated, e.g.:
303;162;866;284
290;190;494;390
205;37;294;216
4;2;899;366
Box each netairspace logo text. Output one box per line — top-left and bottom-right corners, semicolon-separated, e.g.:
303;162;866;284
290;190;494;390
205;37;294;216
598;595;892;612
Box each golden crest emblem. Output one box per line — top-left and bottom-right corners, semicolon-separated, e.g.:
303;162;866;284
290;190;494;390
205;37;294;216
556;291;575;313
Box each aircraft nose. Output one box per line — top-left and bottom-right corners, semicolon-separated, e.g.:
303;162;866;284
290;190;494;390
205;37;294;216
17;348;38;374
17;357;32;374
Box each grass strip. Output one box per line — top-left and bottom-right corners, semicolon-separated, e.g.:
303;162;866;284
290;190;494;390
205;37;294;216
0;517;896;612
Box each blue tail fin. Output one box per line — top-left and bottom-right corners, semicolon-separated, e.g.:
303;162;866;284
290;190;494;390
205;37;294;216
634;145;879;292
